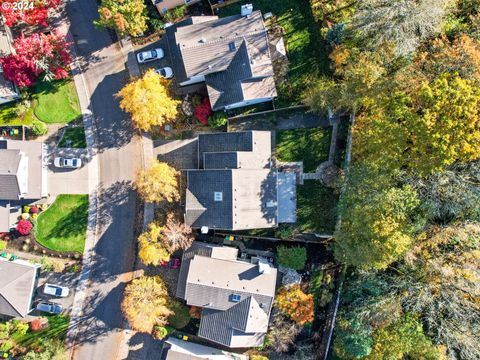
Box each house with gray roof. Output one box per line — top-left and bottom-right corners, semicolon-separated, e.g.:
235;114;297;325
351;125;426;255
184;131;296;231
160;337;247;360
0;258;40;318
0;139;48;232
166;10;277;111
176;242;277;348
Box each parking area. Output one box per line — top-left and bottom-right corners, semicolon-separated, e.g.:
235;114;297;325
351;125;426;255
135;36;171;76
30;267;80;317
47;147;89;195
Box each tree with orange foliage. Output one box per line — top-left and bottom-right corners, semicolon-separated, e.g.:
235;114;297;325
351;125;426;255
275;285;314;325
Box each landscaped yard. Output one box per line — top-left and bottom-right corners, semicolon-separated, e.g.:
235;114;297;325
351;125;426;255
0;79;81;126
276;127;330;172
219;0;330;105
11;315;70;350
33;80;81;123
59;127;87;148
35;195;89;253
275;127;338;234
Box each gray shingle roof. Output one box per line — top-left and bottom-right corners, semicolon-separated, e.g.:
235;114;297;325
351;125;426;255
185;170;233;229
177;242;277;348
0;149;21;200
0;259;39;317
186;131;279;230
166;11;276;110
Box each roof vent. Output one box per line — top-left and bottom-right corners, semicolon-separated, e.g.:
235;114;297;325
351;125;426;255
199;37;207;43
266;200;277;208
214;192;223;202
241;4;253;16
250;59;256;66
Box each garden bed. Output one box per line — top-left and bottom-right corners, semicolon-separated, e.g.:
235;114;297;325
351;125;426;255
35;195;88;253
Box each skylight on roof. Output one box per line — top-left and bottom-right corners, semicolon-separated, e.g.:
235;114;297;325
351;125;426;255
231;294;241;302
214;192;223;201
228;42;236;52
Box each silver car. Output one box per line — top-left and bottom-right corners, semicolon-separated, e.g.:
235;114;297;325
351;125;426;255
36;301;63;314
43;283;70;298
136;48;164;63
54;157;82;169
155;67;173;79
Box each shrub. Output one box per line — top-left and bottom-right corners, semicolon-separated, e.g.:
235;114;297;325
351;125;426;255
168;300;191;329
189;306;202;319
191;94;201;107
208;112;228;128
38;257;66;273
30;206;39;214
21;212;30;220
31;120;48;136
163;11;174;22
277;224;296;240
172;5;186;19
30;318;45;331
16;219;32;235
194;98;212;125
12;320;29;337
277;246;307;270
0;340;14;352
31;213;38;220
251;356;269;360
151;18;165;32
153;325;168;339
23;205;31;213
0;240;6;251
41;203;48;211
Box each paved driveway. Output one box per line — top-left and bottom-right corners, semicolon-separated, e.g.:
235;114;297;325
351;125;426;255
135;37;170;75
31;269;80;317
47;148;89;195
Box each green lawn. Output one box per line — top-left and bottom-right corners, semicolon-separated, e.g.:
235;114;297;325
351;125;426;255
33;80;81;124
59;127;87;148
219;0;330;105
0;101;35;126
275;127;337;234
11;315;69;349
35;195;88;253
276;127;331;172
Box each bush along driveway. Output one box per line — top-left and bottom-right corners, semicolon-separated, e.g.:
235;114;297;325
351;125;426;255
35;195;89;253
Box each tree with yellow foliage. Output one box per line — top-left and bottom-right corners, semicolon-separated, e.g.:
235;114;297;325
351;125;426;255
96;0;147;37
134;161;179;203
121;276;173;333
138;222;170;266
118;69;179;131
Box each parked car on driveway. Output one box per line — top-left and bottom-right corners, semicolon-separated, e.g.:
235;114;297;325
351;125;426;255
54;157;82;169
155;67;173;79
43;283;69;297
36;301;63;314
137;48;164;63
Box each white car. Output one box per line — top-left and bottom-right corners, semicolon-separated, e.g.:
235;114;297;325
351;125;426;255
43;283;69;298
155;67;173;79
136;48;164;63
36;301;63;314
54;157;82;169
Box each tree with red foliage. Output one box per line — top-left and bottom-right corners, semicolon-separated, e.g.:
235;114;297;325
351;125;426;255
30;318;46;331
194;98;212;125
16;219;32;235
0;0;61;27
0;31;72;87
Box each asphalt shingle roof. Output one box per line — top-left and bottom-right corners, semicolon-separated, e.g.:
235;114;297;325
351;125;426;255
0;149;21;200
177;242;277;348
0;259;38;317
167;11;276;110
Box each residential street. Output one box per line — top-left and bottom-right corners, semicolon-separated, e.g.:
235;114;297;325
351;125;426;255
65;0;142;359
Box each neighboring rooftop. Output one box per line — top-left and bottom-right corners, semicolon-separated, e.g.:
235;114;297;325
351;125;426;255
167;11;277;110
177;242;277;348
0;259;39;317
161;337;248;360
184;131;296;230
